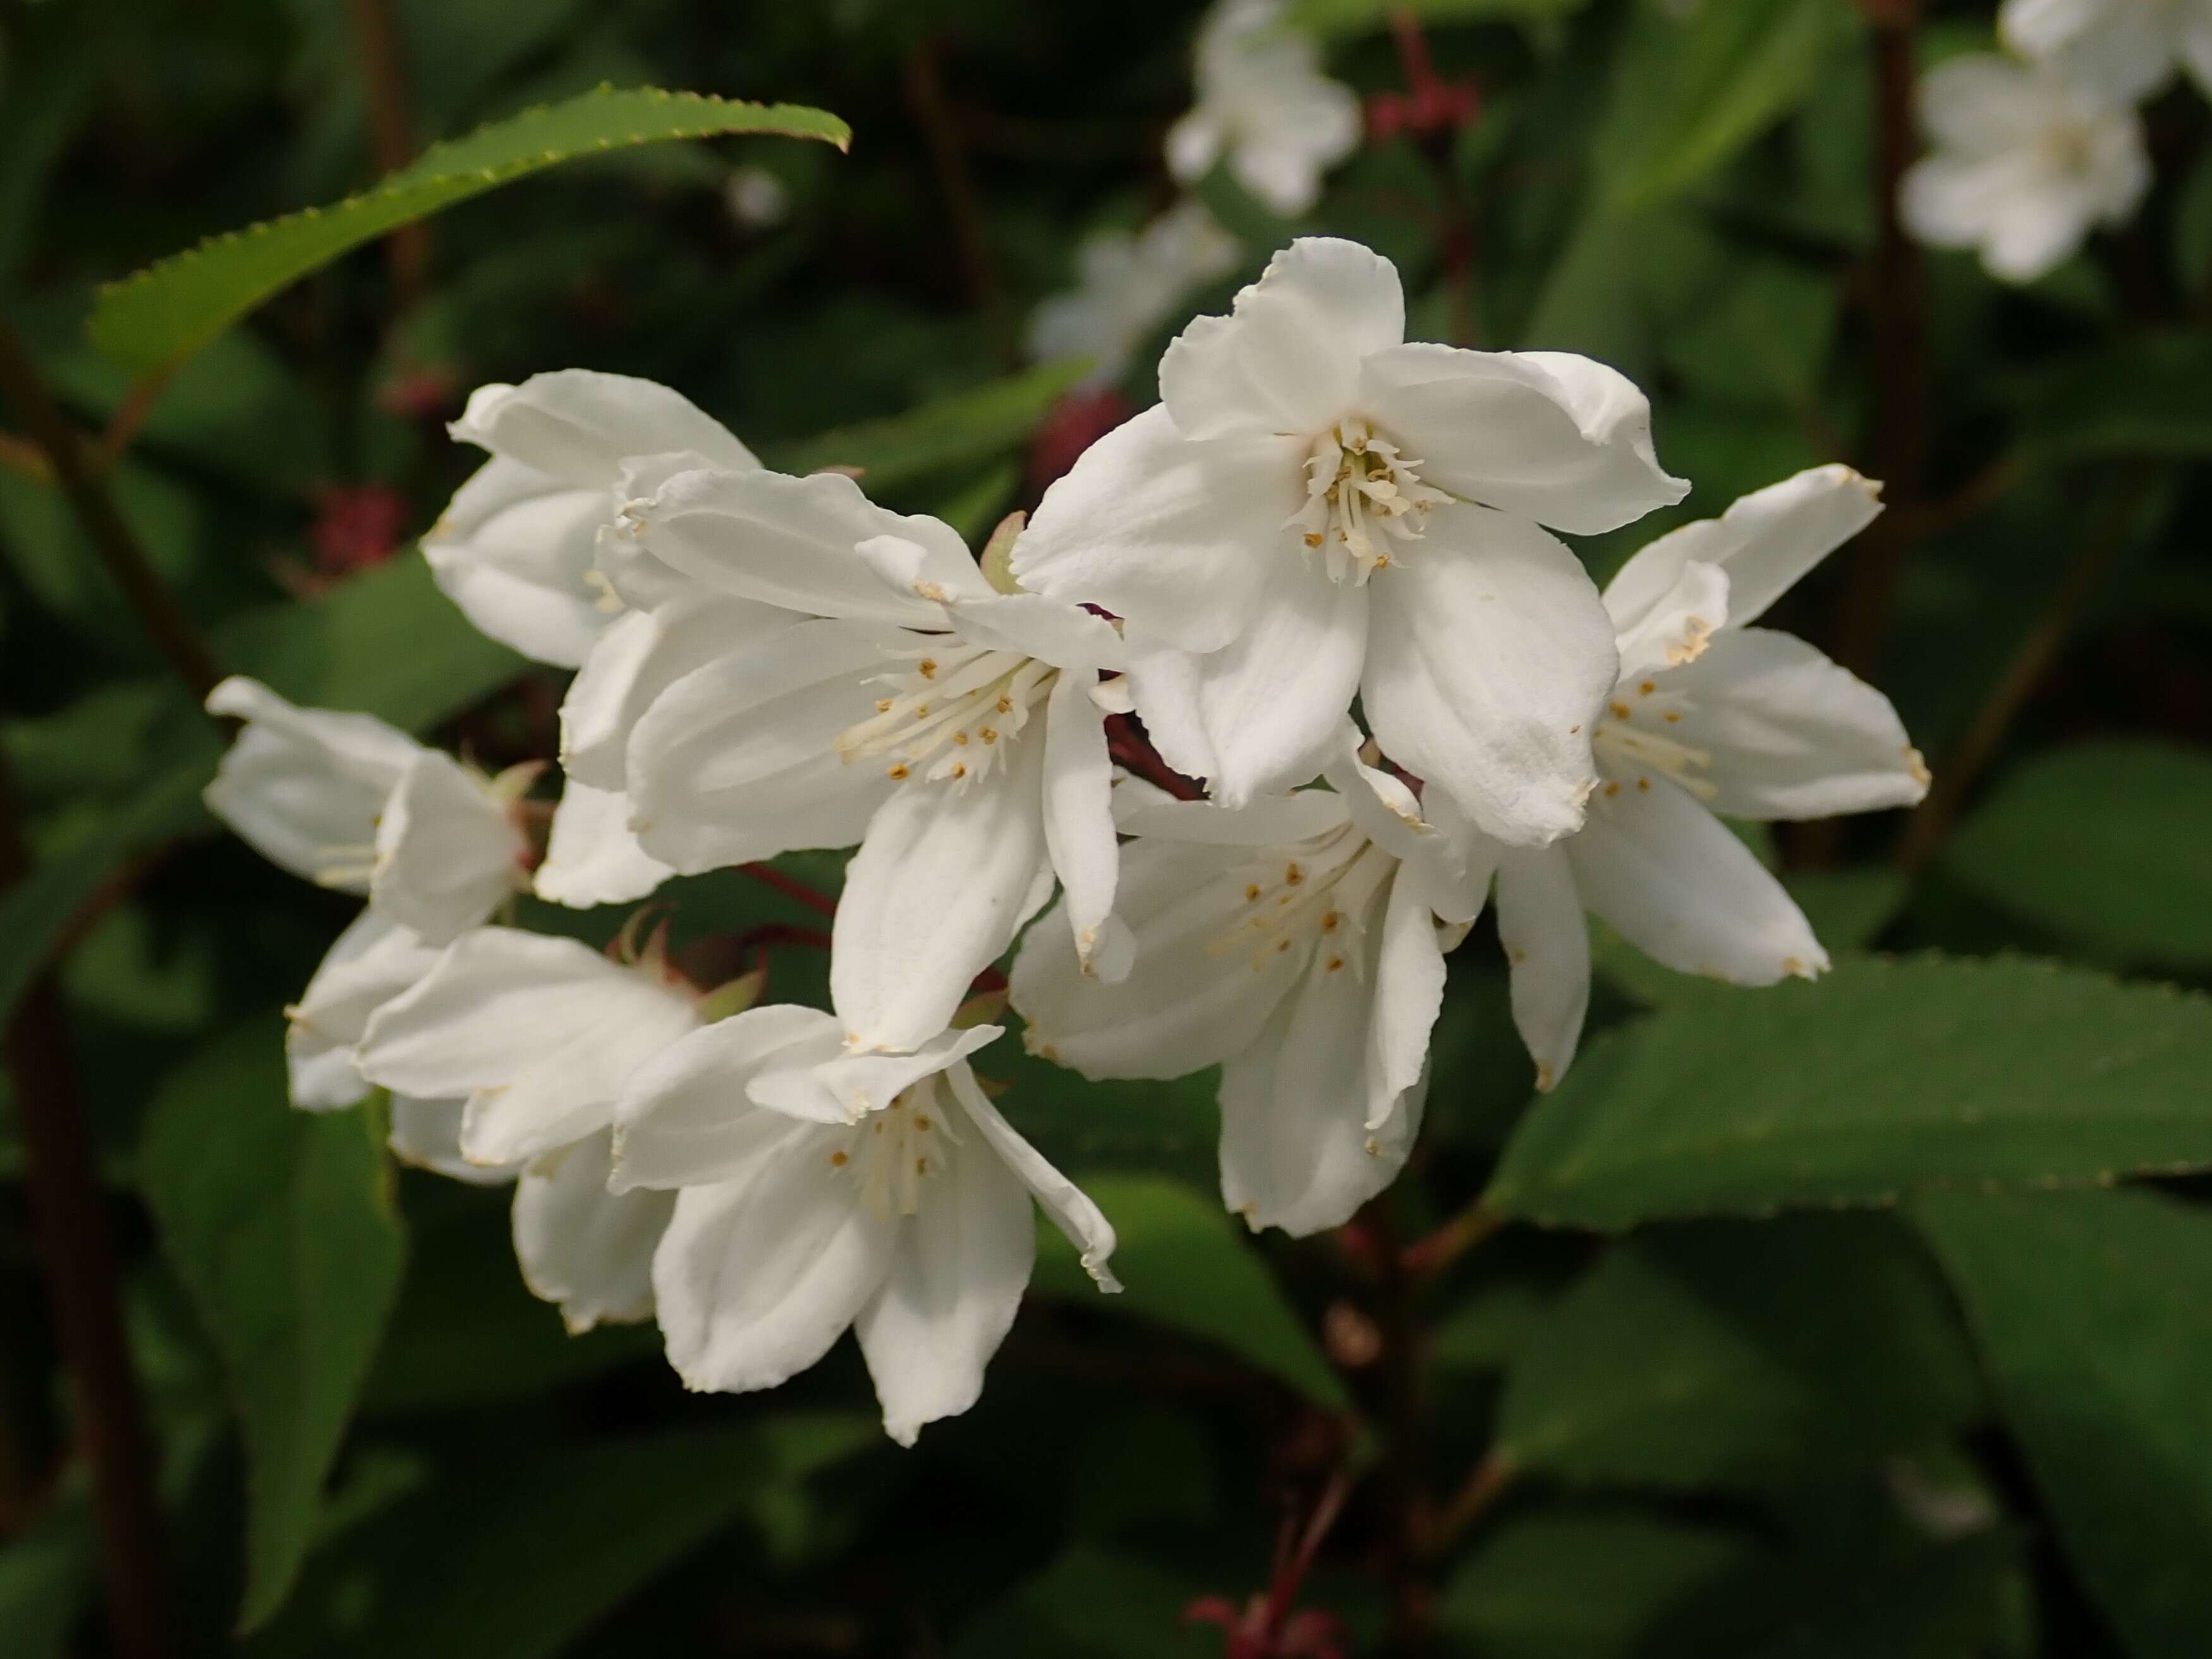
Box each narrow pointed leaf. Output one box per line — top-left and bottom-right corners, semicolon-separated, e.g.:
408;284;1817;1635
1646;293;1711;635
89;88;849;376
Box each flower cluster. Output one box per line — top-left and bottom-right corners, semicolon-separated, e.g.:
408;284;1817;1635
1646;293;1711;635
1899;0;2212;281
205;234;1926;1446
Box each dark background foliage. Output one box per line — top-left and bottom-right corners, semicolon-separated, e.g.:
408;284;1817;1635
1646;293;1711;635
1;1;2209;1656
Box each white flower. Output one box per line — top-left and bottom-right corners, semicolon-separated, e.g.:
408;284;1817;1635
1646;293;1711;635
1899;54;2149;285
725;164;791;229
426;369;759;667
1011;731;1485;1237
1028;201;1241;388
1490;466;1933;1088
533;780;674;909
204;677;533;945
2001;0;2212;101
609;473;1133;1050
1167;0;1361;216
356;926;708;1331
1015;237;1685;837
610;1002;1117;1445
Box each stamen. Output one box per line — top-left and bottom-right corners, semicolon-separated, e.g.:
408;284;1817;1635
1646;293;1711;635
1285;418;1452;584
836;643;1057;786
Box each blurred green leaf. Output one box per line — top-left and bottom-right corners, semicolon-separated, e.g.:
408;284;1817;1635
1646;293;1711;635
951;1543;1213;1659
248;1418;874;1659
763;359;1090;497
0;1480;94;1659
1915;1187;2212;1659
2015;333;2212;461
1947;741;2212;968
1594;0;1851;212
1032;1173;1350;1410
139;1023;406;1631
1291;0;1591;34
1437;1513;1759;1658
1431;1277;1558;1376
1486;955;2212;1228
88;88;850;377
1495;1215;1979;1490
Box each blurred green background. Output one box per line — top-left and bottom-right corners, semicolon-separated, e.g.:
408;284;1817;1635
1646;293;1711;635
1;1;2209;1656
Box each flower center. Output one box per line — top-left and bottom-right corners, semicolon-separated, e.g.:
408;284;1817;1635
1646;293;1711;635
2037;118;2097;174
1289;418;1451;585
827;1075;959;1218
836;642;1057;786
1591;676;1717;801
1210;823;1397;973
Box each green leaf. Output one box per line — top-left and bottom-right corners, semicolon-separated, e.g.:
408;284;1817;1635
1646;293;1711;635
763;360;1091;496
1495;1215;1979;1490
2014;333;2212;461
1437;1513;1760;1659
1486;955;2212;1229
1914;1187;2212;1658
1948;741;2212;968
247;1419;875;1659
88;87;849;377
138;1023;407;1631
1031;1173;1350;1410
0;1481;94;1659
1290;0;1591;35
950;1543;1214;1659
1593;0;1852;213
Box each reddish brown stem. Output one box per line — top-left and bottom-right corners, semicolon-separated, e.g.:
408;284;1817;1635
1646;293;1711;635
0;744;178;1659
904;42;1015;367
345;0;429;305
0;317;224;704
1106;715;1203;800
1361;1200;1431;1653
738;862;840;920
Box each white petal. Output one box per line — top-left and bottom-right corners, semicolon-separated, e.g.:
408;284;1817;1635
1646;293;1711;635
612;1004;843;1188
1218;935;1396;1237
946;1062;1119;1289
1009;840;1305;1081
1114;787;1349;846
1122;557;1366;806
624;618;906;874
832;743;1054;1053
450;369;757;485
942;591;1126;672
1608;561;1732;683
850;530;995;609
368;751;525;945
1361;506;1617;846
627;467;954;628
1604;465;1881;635
1042;672;1131;981
1362;343;1687;535
422;463;611;668
533;782;671;908
561;593;788;791
1364;871;1449;1132
387;1094;513;1186
1493;844;1589;1091
652;1130;896;1393
1164;107;1224;185
1319;729;1491;925
1566;770;1827;985
853;1111;1035;1445
1157;237;1404;442
513;1132;676;1333
357;928;700;1165
1660;629;1931;819
286;911;440;1110
750;1024;1004;1125
203;678;420;889
1013;405;1304;654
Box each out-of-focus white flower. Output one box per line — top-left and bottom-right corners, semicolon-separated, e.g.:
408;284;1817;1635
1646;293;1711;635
427;370;759;667
204;677;533;945
1488;466;1933;1088
611;1002;1116;1445
1028;201;1241;388
1900;55;2149;284
2002;0;2212;100
1016;237;1684;837
356;925;709;1331
1167;0;1361;216
725;165;791;229
612;479;1132;1050
1012;731;1486;1236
